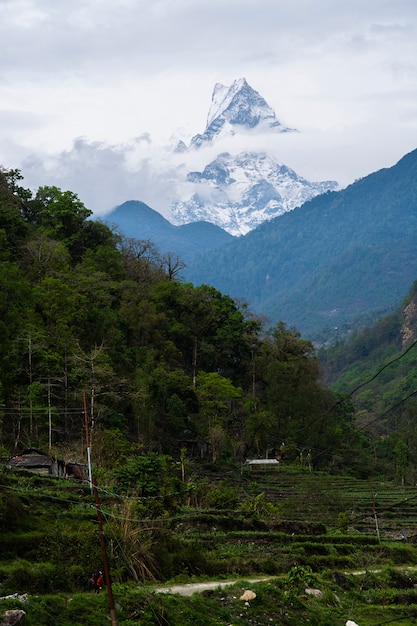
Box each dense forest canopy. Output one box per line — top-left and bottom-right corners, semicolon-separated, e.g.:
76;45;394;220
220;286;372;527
0;165;414;478
0;167;360;471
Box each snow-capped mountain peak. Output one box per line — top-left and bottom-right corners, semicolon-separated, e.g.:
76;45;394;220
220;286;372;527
169;78;338;235
206;78;250;127
170;151;338;236
188;77;294;149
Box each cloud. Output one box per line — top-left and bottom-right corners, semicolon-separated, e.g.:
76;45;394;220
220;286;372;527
21;136;185;215
0;0;415;217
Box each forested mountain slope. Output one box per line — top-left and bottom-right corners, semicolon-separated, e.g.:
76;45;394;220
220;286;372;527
103;200;234;263
320;278;417;479
184;149;417;337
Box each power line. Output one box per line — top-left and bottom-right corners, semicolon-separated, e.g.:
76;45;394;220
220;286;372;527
278;339;417;445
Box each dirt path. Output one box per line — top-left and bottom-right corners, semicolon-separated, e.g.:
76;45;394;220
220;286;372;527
152;577;273;596
152;565;417;596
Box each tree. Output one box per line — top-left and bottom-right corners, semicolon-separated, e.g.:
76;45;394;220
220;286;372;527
20;235;71;283
28;186;93;262
0;169;28;254
253;322;345;465
196;371;242;460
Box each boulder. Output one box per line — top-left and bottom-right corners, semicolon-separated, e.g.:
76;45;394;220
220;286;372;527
0;610;26;626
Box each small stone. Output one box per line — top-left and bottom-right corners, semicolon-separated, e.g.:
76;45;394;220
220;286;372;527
240;589;257;601
305;587;323;598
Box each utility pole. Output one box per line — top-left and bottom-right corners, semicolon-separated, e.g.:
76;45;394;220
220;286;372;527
84;391;118;625
83;391;93;494
93;477;118;626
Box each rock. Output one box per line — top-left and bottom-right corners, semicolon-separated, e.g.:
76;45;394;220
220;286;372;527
0;596;28;605
239;589;256;601
0;609;26;626
305;587;323;598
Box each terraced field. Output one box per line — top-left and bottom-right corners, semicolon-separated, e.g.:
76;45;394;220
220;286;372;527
2;465;417;624
166;467;417;580
236;467;417;537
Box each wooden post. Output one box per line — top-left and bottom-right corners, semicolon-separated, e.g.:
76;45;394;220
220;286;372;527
93;477;118;626
368;476;381;543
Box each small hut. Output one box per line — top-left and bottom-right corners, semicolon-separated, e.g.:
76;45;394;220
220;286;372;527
9;448;65;477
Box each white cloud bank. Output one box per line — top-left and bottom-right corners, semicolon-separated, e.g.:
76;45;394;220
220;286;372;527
0;0;415;216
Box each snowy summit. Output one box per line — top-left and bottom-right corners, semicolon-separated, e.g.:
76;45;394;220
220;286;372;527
170;78;337;235
170;151;337;236
184;77;295;149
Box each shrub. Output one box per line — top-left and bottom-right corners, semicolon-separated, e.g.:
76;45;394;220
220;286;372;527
202;481;240;509
284;565;316;591
2;561;57;594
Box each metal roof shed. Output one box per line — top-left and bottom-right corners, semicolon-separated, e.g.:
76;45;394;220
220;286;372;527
244;459;280;471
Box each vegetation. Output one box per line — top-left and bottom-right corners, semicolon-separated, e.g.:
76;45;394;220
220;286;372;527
320;279;417;482
0;166;353;469
1;165;417;624
185;148;417;336
2;466;417;624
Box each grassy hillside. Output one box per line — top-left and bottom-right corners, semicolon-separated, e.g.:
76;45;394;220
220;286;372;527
2;464;417;624
319;279;417;473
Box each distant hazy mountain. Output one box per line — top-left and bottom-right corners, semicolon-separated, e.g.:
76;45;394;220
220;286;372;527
170;78;338;235
182;149;417;338
102;200;234;263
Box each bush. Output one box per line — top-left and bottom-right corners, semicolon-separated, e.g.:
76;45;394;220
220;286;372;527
2;561;56;594
202;481;239;509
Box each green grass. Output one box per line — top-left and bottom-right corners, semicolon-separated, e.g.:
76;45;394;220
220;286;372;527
3;571;417;625
2;465;417;624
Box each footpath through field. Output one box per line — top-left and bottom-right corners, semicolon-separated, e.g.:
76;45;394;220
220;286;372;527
152;577;274;596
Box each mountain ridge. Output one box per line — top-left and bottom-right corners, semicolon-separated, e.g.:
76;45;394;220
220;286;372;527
182;148;417;337
99;149;417;339
103;200;234;263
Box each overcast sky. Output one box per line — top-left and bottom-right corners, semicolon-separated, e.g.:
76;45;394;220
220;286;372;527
0;0;416;216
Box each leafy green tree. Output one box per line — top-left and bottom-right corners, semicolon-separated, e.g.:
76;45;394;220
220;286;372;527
27;186;95;262
0;262;32;408
0;169;28;255
196;371;242;460
114;452;167;497
252;322;347;465
0;167;32;202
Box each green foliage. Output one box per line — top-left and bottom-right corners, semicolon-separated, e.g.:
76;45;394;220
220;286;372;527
202;480;240;509
320;278;417;480
284;565;315;591
0;165;405;482
337;512;349;533
113;452;168;497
